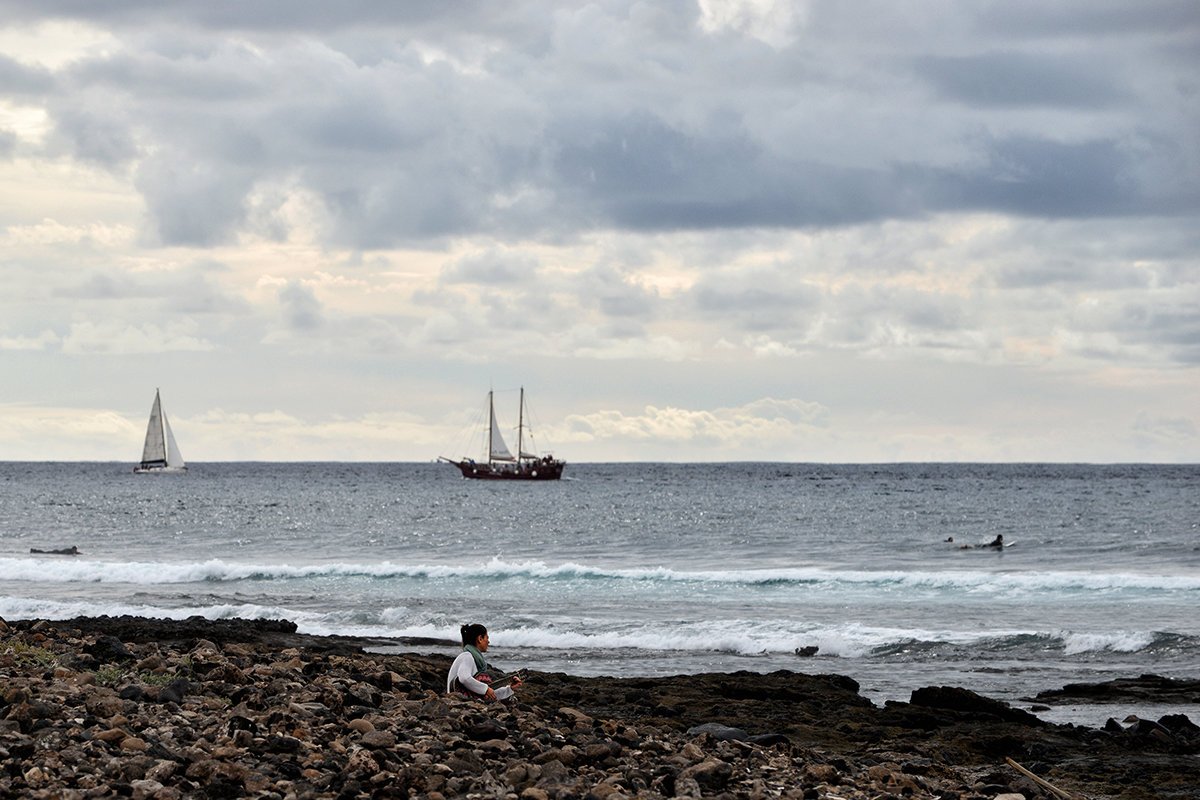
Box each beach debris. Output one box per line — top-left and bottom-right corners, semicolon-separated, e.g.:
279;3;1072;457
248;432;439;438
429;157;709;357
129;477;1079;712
1005;756;1091;800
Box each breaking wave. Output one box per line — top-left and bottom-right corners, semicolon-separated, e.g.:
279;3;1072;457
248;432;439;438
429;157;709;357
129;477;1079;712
2;556;1197;595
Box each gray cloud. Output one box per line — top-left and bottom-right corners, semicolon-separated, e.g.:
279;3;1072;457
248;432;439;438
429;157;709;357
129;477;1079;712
50;268;251;321
440;250;540;287
946;136;1152;218
549;112;908;231
915;52;1125;109
134;157;257;246
278;281;324;331
0;1;480;32
993;259;1151;291
49;105;139;166
51;272;137;299
573;265;659;319
0;52;54;95
689;268;822;332
3;0;1192;247
973;0;1200;38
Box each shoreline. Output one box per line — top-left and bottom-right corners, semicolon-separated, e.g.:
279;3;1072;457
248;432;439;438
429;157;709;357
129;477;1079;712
3;615;1198;799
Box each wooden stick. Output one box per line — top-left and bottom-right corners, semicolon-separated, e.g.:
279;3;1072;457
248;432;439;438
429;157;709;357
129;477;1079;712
1005;757;1087;800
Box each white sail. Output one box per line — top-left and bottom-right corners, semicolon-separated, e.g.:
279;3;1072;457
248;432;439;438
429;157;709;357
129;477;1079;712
137;389;187;472
141;391;166;465
164;412;185;469
488;397;515;462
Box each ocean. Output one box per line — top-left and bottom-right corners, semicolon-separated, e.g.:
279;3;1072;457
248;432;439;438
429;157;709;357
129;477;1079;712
1;461;1197;727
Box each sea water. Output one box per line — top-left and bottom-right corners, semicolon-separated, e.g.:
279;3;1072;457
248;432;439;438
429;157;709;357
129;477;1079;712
1;461;1197;727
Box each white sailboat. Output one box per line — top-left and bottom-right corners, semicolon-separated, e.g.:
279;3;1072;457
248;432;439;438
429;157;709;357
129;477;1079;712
440;388;565;480
134;389;187;473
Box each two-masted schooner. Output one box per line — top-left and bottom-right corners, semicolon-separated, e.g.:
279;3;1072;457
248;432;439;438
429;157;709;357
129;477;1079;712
440;388;565;480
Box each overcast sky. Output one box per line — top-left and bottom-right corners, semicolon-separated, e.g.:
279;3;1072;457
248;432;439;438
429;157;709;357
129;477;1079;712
1;0;1197;463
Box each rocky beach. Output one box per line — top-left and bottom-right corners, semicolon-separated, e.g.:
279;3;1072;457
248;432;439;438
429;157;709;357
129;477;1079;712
2;616;1197;800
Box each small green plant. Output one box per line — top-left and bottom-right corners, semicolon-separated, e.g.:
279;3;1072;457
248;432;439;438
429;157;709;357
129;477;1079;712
3;641;58;669
139;671;174;687
94;665;126;686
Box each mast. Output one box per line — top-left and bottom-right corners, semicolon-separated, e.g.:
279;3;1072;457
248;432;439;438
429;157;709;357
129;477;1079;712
517;387;524;466
487;391;494;466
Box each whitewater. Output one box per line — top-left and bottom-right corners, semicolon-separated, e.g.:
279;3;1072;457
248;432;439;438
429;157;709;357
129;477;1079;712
1;461;1196;726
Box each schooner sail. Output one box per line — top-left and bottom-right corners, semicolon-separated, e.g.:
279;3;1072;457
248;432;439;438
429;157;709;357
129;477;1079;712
134;389;187;473
440;388;565;480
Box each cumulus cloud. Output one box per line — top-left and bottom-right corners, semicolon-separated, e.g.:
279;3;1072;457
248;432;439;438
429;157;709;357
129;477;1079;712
0;406;139;461
558;398;829;448
0;330;58;350
440;248;541;287
59;320;214;354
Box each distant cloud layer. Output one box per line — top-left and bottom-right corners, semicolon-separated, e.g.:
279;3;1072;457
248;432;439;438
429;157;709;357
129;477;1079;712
0;0;1196;461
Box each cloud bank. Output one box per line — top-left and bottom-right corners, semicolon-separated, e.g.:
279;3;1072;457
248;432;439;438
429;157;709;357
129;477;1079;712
0;0;1196;461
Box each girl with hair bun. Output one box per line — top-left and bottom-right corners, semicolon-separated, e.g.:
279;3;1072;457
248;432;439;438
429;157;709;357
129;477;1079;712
446;623;522;700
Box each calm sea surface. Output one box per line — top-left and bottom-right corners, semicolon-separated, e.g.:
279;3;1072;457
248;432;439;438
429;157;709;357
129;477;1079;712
2;462;1197;726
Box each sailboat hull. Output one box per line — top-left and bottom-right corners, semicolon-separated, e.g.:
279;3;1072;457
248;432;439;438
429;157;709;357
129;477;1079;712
446;458;565;481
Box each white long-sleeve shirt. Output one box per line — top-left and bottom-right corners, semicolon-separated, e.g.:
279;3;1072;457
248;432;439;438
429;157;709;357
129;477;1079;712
446;651;515;700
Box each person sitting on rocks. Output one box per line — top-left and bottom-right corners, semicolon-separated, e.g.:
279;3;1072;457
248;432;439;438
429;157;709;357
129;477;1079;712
447;623;521;701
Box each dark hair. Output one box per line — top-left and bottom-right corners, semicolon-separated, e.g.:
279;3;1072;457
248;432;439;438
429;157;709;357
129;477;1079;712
460;623;487;647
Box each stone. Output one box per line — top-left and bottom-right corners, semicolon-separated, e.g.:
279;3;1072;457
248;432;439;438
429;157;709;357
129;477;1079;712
348;717;374;733
802;763;839;785
909;686;1042;726
361;730;396;749
687;722;750;741
86;636;135;663
679;758;733;792
130;778;164;800
157;678;188;705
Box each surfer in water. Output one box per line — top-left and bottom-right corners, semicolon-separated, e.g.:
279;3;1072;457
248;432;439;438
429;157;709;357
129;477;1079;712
446;623;522;701
957;535;1005;550
30;546;79;555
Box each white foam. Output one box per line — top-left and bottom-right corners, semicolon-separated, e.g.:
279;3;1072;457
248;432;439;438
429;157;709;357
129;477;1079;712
1;591;1175;666
0;595;300;624
3;555;1197;595
1061;630;1157;655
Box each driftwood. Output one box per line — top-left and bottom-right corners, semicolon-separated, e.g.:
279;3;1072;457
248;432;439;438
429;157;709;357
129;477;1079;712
1006;756;1089;800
